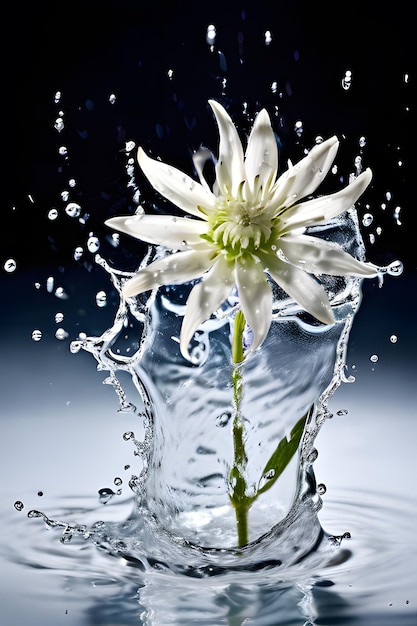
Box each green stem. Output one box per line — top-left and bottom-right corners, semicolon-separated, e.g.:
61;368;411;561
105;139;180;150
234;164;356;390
229;312;252;547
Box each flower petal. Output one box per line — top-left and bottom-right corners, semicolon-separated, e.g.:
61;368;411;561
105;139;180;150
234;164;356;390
235;257;273;355
105;214;207;249
180;255;234;359
269;136;339;212
137;148;216;218
280;168;372;232
263;253;335;325
122;249;215;297
244;108;278;195
208;100;245;196
279;234;378;276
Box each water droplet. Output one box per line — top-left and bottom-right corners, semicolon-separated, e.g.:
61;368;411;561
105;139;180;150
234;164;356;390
27;509;43;518
123;431;135;441
46;276;54;292
54;287;68;299
54;91;62;103
65;202;81;218
95;290;107;307
362;213;373;227
114;477;123;486
73;246;84;261
3;258;17;273
385;191;392;201
294;120;303;137
14;500;24;511
393;205;402;225
109;93;116;104
354;155;362;174
58;146;68;157
390;334;398;343
307;448;318;463
216;411;232;427
264;30;272;45
206;24;216;47
54;117;64;132
271;81;278;93
336;409;349;416
55;328;69;341
359;136;366;148
317;483;327;495
47;208;59;220
32;330;42;342
264;469;275;480
370;354;379;363
98;487;115;504
37;491;44;497
387;259;403;276
341;69;352;90
87;235;100;253
55;312;64;323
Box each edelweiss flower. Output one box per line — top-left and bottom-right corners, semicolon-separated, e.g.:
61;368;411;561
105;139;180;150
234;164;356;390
106;100;377;360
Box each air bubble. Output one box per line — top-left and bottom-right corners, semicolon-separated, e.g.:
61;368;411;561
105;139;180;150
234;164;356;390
3;259;17;273
389;335;398;343
55;312;64;323
54;91;62;103
370;354;379;363
48;208;58;220
32;330;42;342
14;501;24;511
58;146;68;157
109;93;116;104
216;411;232;427
359;136;366;148
264;30;272;45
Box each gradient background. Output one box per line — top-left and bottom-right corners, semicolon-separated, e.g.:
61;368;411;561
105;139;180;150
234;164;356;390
1;2;416;624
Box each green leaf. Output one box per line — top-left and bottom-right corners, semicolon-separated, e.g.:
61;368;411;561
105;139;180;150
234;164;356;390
255;409;310;497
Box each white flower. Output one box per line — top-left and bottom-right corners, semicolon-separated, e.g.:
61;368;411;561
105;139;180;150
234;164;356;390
106;100;377;360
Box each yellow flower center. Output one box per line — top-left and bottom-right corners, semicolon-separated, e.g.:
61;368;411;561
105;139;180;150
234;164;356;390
202;195;277;259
